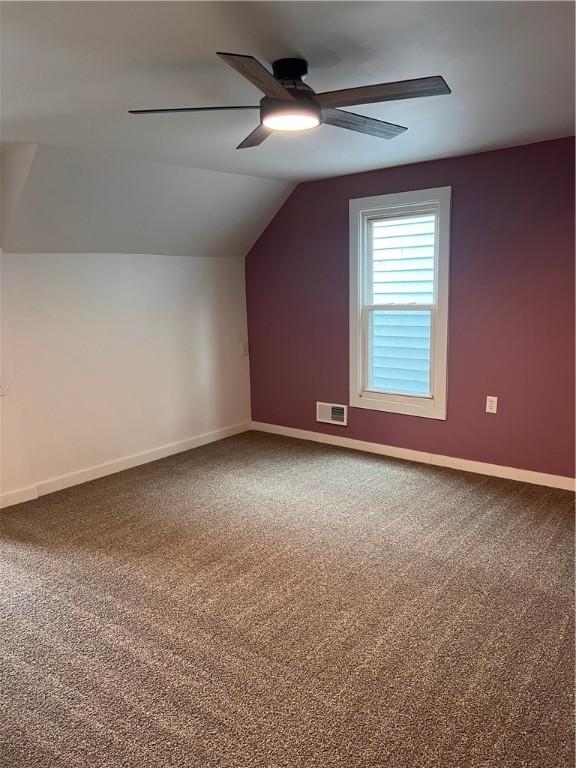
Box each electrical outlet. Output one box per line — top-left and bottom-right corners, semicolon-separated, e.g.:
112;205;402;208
486;396;498;414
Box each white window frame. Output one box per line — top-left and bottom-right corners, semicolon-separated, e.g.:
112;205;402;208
349;186;451;420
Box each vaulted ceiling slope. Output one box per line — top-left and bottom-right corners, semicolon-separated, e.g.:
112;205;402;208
1;2;574;181
0;143;293;256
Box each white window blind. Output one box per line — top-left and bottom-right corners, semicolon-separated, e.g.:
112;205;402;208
369;214;435;397
350;187;451;419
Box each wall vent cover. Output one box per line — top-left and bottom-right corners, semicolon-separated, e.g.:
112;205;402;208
316;402;348;426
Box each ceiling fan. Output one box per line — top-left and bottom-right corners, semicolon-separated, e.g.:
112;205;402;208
129;53;451;149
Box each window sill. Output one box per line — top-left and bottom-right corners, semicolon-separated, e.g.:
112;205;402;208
350;391;447;420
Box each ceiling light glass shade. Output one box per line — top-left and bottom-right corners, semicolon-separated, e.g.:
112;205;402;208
260;97;321;132
263;113;320;131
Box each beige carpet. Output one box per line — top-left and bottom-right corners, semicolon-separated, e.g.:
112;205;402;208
0;431;573;768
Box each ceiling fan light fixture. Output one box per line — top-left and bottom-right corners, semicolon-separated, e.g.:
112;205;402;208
262;113;320;131
263;113;320;131
260;97;321;132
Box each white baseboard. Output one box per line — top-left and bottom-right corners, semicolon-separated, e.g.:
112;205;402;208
0;422;251;509
0;485;39;508
251;421;575;492
3;419;572;510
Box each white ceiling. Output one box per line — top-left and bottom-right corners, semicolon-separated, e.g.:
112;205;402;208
1;1;574;181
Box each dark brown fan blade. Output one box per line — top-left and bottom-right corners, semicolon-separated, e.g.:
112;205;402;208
315;76;451;108
129;106;259;114
236;124;272;149
217;52;294;101
322;108;407;140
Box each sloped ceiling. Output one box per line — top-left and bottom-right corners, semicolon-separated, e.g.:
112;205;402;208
0;142;38;245
1;143;293;256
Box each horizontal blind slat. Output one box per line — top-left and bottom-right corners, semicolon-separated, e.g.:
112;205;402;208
371;213;436;307
369;208;434;396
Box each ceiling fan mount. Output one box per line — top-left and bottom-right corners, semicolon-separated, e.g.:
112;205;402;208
129;52;451;150
271;57;309;83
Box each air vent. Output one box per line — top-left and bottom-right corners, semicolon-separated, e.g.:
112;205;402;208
316;402;348;426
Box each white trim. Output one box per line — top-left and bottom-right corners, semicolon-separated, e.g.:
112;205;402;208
251;421;575;492
0;485;39;508
0;422;251;509
349;187;451;420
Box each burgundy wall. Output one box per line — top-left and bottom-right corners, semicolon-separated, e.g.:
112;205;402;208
246;138;575;478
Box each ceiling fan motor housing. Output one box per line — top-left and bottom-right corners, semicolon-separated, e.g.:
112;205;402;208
272;58;309;82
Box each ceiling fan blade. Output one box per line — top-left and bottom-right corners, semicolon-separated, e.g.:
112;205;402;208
129;106;259;114
217;52;294;101
322;108;407;140
315;75;451;108
236;124;272;149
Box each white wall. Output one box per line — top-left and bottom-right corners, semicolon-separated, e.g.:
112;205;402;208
0;251;251;506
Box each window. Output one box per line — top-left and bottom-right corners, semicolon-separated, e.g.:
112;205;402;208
349;187;451;419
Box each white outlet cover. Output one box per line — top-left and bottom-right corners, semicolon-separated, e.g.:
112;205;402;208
486;396;498;414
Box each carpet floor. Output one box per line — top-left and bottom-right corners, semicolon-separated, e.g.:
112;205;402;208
0;431;573;768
